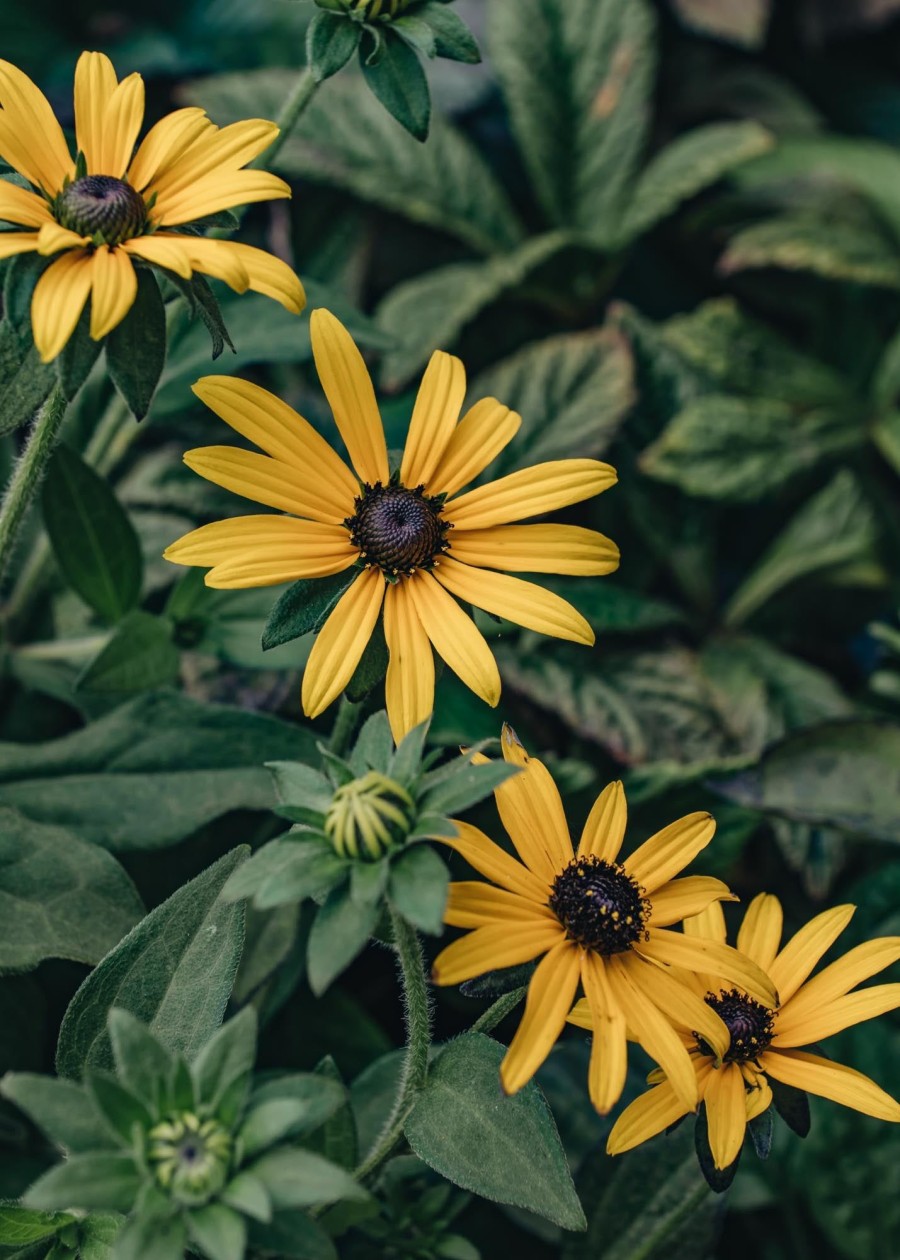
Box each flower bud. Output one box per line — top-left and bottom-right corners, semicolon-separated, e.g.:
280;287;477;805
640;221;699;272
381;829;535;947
147;1112;233;1206
325;771;415;860
314;0;417;19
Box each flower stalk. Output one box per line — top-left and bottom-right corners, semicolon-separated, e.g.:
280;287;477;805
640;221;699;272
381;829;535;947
0;385;68;588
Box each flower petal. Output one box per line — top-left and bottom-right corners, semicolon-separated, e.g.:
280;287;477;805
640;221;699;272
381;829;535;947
205;552;356;589
73;51;117;173
153;170;290;226
128;107;211;191
301;568;384;719
211;242;305;314
761;1049;900;1122
577;780;627;863
704;1064;747;1170
89;245;137;340
683;901;728;944
175;235;249;292
400;350;466;488
0;180;53;228
500;942;581;1095
31;250;93;362
580;952;628;1114
607;954;699;1110
0;59;73;193
776;937;900;1028
37;222;90;255
406;571;500;707
432;920;564;987
0;232;40;261
745;1076;772;1122
639;930;778;1008
607;1078;691;1157
625;812;716;895
183;446;353;524
434;556;594;645
383;579;435;743
310;309;389;485
773;983;900;1048
121;233;193;279
439;820;550;903
493;725;573;880
626;954;729;1061
768;904;856;1006
449;524;619;576
99;73;144;178
147;119;278;202
427;397;521;498
444;882;557;929
647;876;737;929
165;517;353;570
736;894;783;973
444;459;617;530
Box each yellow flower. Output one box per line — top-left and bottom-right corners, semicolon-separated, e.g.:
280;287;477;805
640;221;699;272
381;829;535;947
431;726;777;1114
607;894;900;1171
0;52;304;361
164;310;620;741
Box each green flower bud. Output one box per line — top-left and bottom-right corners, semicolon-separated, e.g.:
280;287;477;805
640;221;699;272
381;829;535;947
147;1112;233;1206
314;0;417;19
325;771;415;860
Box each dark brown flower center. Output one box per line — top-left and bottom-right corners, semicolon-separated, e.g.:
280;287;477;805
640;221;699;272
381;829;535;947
56;175;146;245
697;988;775;1063
548;856;650;955
346;482;450;576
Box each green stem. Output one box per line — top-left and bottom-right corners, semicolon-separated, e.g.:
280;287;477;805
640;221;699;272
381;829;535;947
627;1176;710;1260
329;696;363;756
355;908;431;1182
261;67;318;171
470;986;528;1036
0;385;68;591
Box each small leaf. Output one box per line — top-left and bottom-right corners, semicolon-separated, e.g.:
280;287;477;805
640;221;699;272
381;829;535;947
105;271;167;419
41;442;143;623
388;845;448;935
250;1072;347;1139
418;2;481;63
420;760;518;816
361;31;431;142
108;1009;174;1101
221;1171;272;1222
307;11;360;83
250;1148;368;1209
719;213;900;290
86;1074;154;1147
23;1153;142;1213
344;619;389;703
348;711;394;776
0;1074;111;1153
163;270;234;360
240;1099;312;1158
222;835;346;910
307;887;379;995
109;1212;187;1260
57;306;103;401
694;1104;740;1193
748;1107;774;1159
192;1007;258;1114
247;1211;337;1260
262;572;357;650
186;1204;246;1260
75;612;180;694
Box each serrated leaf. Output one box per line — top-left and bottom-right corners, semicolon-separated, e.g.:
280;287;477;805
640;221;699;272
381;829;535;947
55;848;247;1079
405;1033;585;1231
719;214;900;289
105;271;167;419
41;443;143;623
75;612;180;695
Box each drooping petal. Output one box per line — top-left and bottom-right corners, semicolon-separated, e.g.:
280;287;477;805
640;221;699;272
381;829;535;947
775;937;900;1028
500;942;581;1095
736;894;783;973
0;232;40;261
581;952;628;1114
449;524;619;576
774;984;900;1048
768;905;856;1006
36;222;90;255
175;236;249;292
182;446;353;524
89;245;137;340
128;107;211;191
639;930;778;1008
577;780;627;863
439;820;551;903
647;876;737;929
210;242;305;314
606;1079;691;1156
427;397;521;498
491;727;572;881
0;59;74;193
624;954;729;1061
704;1064;747;1170
30;250;93;362
432;920;564;986
761;1049;900;1122
153;170;290;227
301;568;384;719
606;955;699;1110
444;882;558;929
625;812;716;895
444;459;617;530
310;309;389;485
0;180;53;228
383;579;435;743
121;233;193;279
400;350;466;488
434;556;594;645
406;571;500;708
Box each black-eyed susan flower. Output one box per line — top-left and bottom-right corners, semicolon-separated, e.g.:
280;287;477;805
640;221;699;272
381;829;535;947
431;726;777;1115
607;894;900;1178
0;52;304;361
164;310;619;742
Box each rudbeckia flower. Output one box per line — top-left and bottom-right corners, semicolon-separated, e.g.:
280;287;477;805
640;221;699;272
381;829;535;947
607;894;900;1172
0;52;304;361
431;726;777;1114
164;310;620;741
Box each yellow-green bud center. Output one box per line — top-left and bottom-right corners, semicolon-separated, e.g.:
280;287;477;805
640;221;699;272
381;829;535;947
325;771;415;860
147;1112;232;1206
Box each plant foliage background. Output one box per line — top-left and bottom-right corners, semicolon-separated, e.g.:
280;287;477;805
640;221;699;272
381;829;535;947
2;1;900;1258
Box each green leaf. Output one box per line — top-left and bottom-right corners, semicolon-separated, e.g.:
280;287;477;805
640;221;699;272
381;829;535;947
23;1154;141;1213
77;1214;121;1260
723;470;882;626
872;409;900;477
489;0;656;246
0;808;143;970
0;1207;74;1247
306;887;379;995
247;1211;336;1260
104;271;167;420
57;307;103;402
75;612;180;695
41;443;142;623
714;720;900;843
107;1212;186;1260
107;1009;174;1101
388;845;448;934
344;620;388;703
419;760;517;817
306;11;360;82
192;1008;257;1114
85;1075;154;1147
405;1033;585;1231
0;1074;111;1153
55;847;247;1079
0;692;318;851
418;3;480;63
249;1148;367;1209
361;31;431;141
719;213;900;289
0;319;55;437
186;1204;246;1260
670;0;771;49
391;15;437;59
185;73;522;255
262;572;357;651
540;578;685;635
240;1099;312;1158
620;121;773;242
348;711;394;776
250;1073;347;1139
639;394;863;501
222;835;346;910
221;1171;272;1223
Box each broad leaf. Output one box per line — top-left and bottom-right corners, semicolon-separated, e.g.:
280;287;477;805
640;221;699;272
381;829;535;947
105;271;167;420
361;31;431;141
0;319;55;436
75;612;179;695
306;887;379;996
719;213;900;290
387;844;448;935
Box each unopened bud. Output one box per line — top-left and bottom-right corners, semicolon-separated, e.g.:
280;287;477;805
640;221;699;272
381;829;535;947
314;0;417;19
147;1112;232;1206
325;771;415;860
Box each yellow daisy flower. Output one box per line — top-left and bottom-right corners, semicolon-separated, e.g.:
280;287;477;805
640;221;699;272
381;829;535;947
431;726;778;1114
164;310;620;741
607;894;900;1171
0;52;304;361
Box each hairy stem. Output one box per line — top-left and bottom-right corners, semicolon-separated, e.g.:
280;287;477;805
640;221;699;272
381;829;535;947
470;986;528;1036
329;696;364;756
355;908;431;1182
262;66;318;170
0;385;68;590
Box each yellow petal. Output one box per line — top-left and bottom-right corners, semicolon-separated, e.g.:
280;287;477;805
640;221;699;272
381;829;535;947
205;552;356;589
0;59;73;193
577;780;627;862
704;1064;747;1170
444;459;617;530
776;937;900;1028
624;953;729;1061
383;579;434;743
31;250;93;362
439;820;551;904
745;1076;773;1122
450;523;619;576
768;904;856;1006
121;233;193;279
176;236;249;292
153;170;291;226
301;568;384;718
647;876;737;929
566;997;591;1031
434;556;594;645
0;232;40;261
400;350;466;488
432;920;564;987
500;942;581;1094
165;516;353;566
89;245;137;340
639;930;778;1008
625;812;716;895
37;222;90;255
427;397;521;498
773;983;900;1048
310;308;389;485
73;51;118;173
0;180;53;228
736;893;783;973
128;107;211;191
580;952;628;1114
683;901;728;944
214;242;305;315
607;1079;690;1156
99;73;144;177
406;571;500;707
607;954;699;1110
147;118;278;201
761;1049;900;1122
483;730;569;885
444;882;557;929
183;446;353;524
